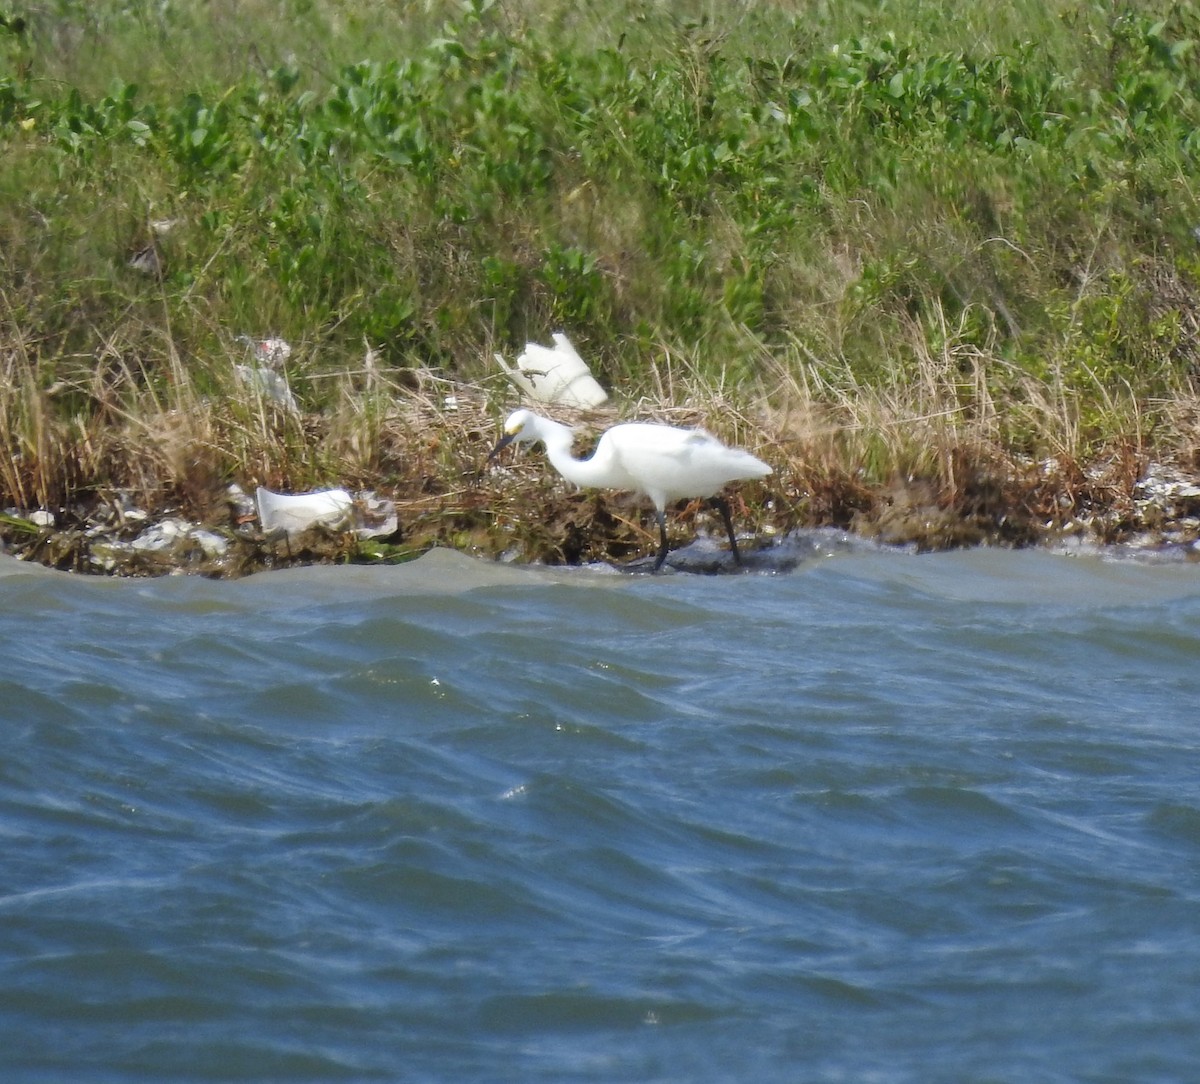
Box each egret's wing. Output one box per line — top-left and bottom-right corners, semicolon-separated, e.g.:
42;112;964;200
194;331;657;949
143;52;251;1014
604;424;770;504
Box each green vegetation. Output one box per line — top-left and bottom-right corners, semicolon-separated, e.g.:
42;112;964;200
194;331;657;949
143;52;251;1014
1;0;1199;565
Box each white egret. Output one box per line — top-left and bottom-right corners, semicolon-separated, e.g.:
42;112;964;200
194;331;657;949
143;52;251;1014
488;409;772;571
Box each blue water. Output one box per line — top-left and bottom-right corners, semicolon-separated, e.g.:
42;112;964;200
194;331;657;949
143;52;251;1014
2;543;1199;1082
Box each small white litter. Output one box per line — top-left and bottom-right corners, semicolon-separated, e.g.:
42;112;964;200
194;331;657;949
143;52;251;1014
494;332;607;409
256;487;354;537
355;492;398;539
234;365;299;413
247;337;293;368
127;244;162;276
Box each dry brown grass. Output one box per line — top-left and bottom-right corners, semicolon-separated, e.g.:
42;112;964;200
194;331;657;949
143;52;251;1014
2;305;1195;572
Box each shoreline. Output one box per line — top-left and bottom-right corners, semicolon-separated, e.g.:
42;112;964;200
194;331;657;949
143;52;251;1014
6;2;1200;583
3;451;1198;578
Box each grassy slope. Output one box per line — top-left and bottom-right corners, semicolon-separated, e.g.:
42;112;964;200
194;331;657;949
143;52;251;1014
1;0;1199;562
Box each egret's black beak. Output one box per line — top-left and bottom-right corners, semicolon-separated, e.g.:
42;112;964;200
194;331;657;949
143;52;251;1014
487;432;517;463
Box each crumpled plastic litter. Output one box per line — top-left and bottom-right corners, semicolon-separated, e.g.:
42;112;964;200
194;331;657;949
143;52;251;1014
225;484;258;523
234;336;299;412
494;332;608;408
355;492;399;539
255;487;397;540
240;336;293;368
234;364;299;413
256;487;353;537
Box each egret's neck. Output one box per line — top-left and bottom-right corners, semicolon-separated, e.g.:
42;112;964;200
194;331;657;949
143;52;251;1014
536;420;606;490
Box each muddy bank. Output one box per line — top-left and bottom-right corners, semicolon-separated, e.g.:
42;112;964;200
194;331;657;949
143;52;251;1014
2;452;1198;577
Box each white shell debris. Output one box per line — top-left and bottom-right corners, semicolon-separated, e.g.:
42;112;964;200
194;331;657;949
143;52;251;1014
89;518;232;570
494;332;608;409
1135;463;1200;505
130;517;190;552
256;487;354;537
131;518;229;557
225;483;258;522
190;530;229;559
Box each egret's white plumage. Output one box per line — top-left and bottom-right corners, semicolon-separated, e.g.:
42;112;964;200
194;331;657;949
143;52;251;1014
488;409;772;571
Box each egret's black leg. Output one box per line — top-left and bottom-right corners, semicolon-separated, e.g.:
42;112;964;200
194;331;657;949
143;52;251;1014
652;509;670;572
710;496;742;565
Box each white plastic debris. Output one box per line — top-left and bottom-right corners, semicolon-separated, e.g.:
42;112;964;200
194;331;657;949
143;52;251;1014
355;492;398;539
494;332;608;408
247;337;293;368
28;509;54;528
128;244;162;276
256;487;354;537
234;365;299;413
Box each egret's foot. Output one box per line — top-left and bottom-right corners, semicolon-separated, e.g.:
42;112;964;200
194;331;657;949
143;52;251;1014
617;546;738;575
618;554;670;574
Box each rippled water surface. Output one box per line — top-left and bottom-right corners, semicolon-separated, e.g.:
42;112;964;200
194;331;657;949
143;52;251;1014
2;543;1199;1082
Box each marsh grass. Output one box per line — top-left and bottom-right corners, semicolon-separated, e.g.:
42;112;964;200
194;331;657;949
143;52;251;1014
2;0;1200;565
